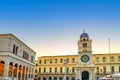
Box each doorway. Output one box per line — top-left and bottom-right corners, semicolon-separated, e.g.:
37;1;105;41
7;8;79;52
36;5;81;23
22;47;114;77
82;71;89;80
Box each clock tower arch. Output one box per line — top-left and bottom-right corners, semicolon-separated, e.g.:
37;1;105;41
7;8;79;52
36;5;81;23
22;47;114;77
76;32;95;80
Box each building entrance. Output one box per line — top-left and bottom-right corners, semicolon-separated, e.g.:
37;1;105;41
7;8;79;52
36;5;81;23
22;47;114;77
82;71;89;80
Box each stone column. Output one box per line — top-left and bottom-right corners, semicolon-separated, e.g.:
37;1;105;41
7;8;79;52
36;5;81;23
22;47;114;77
20;66;23;80
24;67;26;80
16;64;19;80
32;68;34;79
3;61;9;78
26;68;29;80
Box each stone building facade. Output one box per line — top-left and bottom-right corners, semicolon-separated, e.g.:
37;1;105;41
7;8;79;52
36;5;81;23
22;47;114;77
35;32;120;80
0;34;36;80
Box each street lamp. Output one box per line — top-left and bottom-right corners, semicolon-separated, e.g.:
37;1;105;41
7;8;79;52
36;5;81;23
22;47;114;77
12;66;16;80
63;59;67;80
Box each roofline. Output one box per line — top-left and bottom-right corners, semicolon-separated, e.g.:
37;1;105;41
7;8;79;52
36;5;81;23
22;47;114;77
38;54;78;58
38;53;120;58
0;33;36;54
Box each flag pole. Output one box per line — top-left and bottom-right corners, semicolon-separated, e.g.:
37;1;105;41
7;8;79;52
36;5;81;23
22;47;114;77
108;38;112;78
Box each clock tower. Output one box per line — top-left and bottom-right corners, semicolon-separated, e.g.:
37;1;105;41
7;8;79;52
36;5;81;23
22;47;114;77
76;32;95;80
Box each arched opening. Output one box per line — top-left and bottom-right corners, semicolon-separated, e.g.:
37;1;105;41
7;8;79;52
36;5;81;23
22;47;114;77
49;77;52;80
54;77;57;80
9;62;13;77
71;77;75;80
59;77;62;80
38;77;41;80
22;66;25;80
18;65;22;80
26;67;28;80
82;71;89;80
43;77;46;80
29;68;31;78
66;77;69;80
14;64;18;77
0;61;5;76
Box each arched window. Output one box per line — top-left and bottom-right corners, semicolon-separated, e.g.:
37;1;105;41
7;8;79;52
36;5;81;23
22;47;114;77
60;67;62;73
13;45;16;53
103;57;106;62
55;59;57;63
55;67;57;73
35;69;37;73
39;60;42;64
67;67;69;73
83;43;87;48
15;46;18;54
118;56;120;62
72;58;75;63
72;67;74;73
44;67;46;73
103;66;106;73
49;67;52;73
97;67;99;73
111;66;114;74
119;66;120;73
44;59;46;64
96;57;99;62
39;68;41;73
111;56;114;62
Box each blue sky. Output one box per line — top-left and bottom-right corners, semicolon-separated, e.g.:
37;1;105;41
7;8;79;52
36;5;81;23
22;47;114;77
0;0;120;59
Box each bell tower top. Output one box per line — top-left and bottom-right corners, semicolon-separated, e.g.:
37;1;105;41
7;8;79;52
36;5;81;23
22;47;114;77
78;32;92;54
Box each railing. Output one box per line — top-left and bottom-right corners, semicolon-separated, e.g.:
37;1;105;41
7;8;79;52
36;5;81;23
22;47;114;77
37;72;76;75
96;72;111;75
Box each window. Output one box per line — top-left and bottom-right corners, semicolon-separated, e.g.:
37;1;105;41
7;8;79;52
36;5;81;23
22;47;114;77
119;66;120;73
39;68;41;73
50;67;52;73
31;56;34;62
111;66;114;74
67;58;69;63
72;58;75;63
44;68;46;73
60;59;63;63
97;67;99;73
96;57;99;62
60;67;62;73
118;56;120;62
103;57;106;62
55;67;57;73
44;59;46;64
50;59;52;64
55;59;57;63
13;45;16;53
13;44;18;54
39;60;42;64
103;66;106;73
16;46;18;54
83;43;87;48
67;67;69;73
35;69;37;73
72;67;74;73
36;64;38;67
111;56;114;62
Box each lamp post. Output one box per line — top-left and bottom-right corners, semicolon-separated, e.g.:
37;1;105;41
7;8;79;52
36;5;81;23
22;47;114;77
64;59;67;80
12;66;16;80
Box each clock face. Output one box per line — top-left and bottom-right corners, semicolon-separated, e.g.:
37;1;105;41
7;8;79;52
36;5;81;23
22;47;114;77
81;55;89;63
